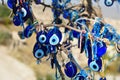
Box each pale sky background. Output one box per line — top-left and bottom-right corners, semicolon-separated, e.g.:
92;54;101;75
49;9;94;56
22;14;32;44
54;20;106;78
0;0;120;20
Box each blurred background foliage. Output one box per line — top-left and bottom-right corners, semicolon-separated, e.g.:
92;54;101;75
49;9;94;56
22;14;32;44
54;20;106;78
0;30;12;45
0;4;11;25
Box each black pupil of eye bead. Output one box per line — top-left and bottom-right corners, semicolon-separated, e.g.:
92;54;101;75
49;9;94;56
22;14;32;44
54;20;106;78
37;53;41;56
52;39;56;42
93;65;97;69
41;37;45;40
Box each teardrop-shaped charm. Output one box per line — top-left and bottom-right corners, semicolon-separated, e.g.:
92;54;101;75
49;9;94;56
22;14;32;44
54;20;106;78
49;34;59;46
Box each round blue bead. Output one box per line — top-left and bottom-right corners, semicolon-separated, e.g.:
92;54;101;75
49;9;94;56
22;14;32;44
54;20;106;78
64;61;77;78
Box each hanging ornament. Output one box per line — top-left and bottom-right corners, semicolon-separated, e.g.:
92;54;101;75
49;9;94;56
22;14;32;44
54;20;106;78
24;25;34;38
33;43;47;59
7;0;17;9
36;30;48;44
97;42;107;58
88;58;102;72
47;27;62;46
13;15;21;26
104;0;114;7
6;0;120;79
64;61;77;78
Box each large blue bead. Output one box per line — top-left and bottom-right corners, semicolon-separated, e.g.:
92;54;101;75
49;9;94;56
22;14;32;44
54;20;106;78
97;42;107;57
7;0;17;9
64;61;77;78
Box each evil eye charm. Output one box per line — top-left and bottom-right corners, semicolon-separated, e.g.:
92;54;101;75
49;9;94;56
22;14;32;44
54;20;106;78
64;61;77;78
97;42;107;57
34;0;41;4
104;0;114;7
88;58;102;72
24;25;33;38
99;77;106;80
7;0;17;9
22;3;32;22
37;31;47;44
47;28;62;46
85;39;92;58
13;15;21;26
49;34;59;45
33;43;47;59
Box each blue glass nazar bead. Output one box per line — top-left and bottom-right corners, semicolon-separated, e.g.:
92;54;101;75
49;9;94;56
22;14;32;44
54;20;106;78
47;27;62;46
64;61;77;78
33;43;47;59
36;31;47;44
7;0;17;9
97;42;107;57
88;58;102;72
22;3;32;22
104;0;114;7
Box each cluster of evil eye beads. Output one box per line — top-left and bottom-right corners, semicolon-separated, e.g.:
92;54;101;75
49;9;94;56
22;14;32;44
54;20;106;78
7;0;120;80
